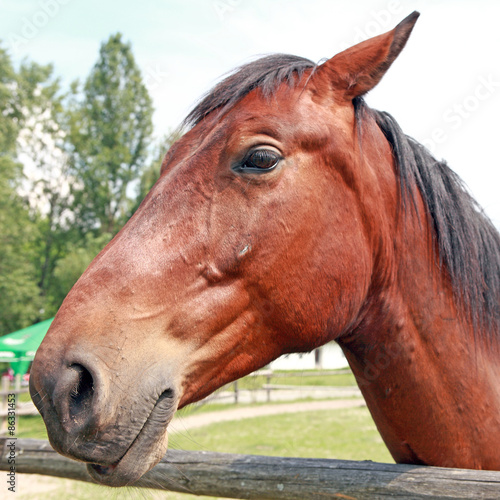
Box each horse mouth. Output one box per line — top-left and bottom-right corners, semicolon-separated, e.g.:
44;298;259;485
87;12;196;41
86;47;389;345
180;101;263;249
86;389;177;487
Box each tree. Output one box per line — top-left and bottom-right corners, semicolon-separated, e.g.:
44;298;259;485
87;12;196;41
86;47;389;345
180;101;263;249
47;232;112;314
0;45;40;332
133;130;182;210
0;34;156;329
67;33;154;236
16;61;74;312
0;169;41;332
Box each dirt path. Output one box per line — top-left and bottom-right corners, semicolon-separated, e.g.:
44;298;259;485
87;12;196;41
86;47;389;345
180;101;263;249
169;398;365;434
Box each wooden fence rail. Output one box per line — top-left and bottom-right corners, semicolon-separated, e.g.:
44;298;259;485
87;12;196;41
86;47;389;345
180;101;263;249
1;438;500;499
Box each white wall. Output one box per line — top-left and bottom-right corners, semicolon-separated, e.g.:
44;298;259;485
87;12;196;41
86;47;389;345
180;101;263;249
270;342;349;371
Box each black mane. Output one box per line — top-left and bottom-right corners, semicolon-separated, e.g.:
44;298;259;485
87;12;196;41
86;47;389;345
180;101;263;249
370;106;500;336
183;53;500;338
183;54;315;127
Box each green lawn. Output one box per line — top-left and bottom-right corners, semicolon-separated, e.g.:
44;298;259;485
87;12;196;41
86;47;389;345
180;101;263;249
170;406;391;462
17;415;48;439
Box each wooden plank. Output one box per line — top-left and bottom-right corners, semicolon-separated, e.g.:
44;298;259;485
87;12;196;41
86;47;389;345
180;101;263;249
1;438;500;499
262;384;360;391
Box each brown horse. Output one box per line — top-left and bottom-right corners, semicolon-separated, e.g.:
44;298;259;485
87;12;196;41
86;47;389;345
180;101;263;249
30;11;500;487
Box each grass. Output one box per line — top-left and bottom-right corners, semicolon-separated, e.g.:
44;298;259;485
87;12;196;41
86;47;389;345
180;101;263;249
17;414;48;439
18;391;32;403
170;406;391;462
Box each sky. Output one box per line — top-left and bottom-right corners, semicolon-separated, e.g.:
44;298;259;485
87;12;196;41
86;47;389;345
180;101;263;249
2;0;500;226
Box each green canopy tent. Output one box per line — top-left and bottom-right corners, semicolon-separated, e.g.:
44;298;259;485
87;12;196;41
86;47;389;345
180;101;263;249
0;318;53;376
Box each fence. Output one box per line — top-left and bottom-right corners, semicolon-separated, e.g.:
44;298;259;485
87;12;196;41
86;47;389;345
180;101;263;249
0;376;35;434
1;438;500;499
198;369;361;406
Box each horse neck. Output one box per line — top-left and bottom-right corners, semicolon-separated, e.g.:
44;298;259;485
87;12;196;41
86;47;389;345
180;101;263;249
337;136;500;469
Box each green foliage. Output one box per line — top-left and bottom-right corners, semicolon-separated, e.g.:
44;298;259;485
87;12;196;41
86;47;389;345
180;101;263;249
45;232;112;316
0;45;22;153
0;45;41;333
134;129;182;209
16;60;62;119
15;60;72;320
67;33;154;235
0;196;40;332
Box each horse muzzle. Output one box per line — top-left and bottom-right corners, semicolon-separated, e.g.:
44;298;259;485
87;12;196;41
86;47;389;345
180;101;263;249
29;344;178;486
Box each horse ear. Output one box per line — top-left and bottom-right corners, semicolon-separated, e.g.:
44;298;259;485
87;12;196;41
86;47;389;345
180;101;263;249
315;11;420;101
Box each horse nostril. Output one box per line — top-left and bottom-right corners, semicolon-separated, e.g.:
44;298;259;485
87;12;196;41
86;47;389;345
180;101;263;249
68;363;94;427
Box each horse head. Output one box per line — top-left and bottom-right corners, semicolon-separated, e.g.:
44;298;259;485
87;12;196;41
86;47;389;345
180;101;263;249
30;14;422;486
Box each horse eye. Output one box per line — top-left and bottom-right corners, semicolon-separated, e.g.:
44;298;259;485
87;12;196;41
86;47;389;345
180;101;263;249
241;149;281;172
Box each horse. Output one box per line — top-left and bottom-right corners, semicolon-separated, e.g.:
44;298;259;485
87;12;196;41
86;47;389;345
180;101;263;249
30;11;500;487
